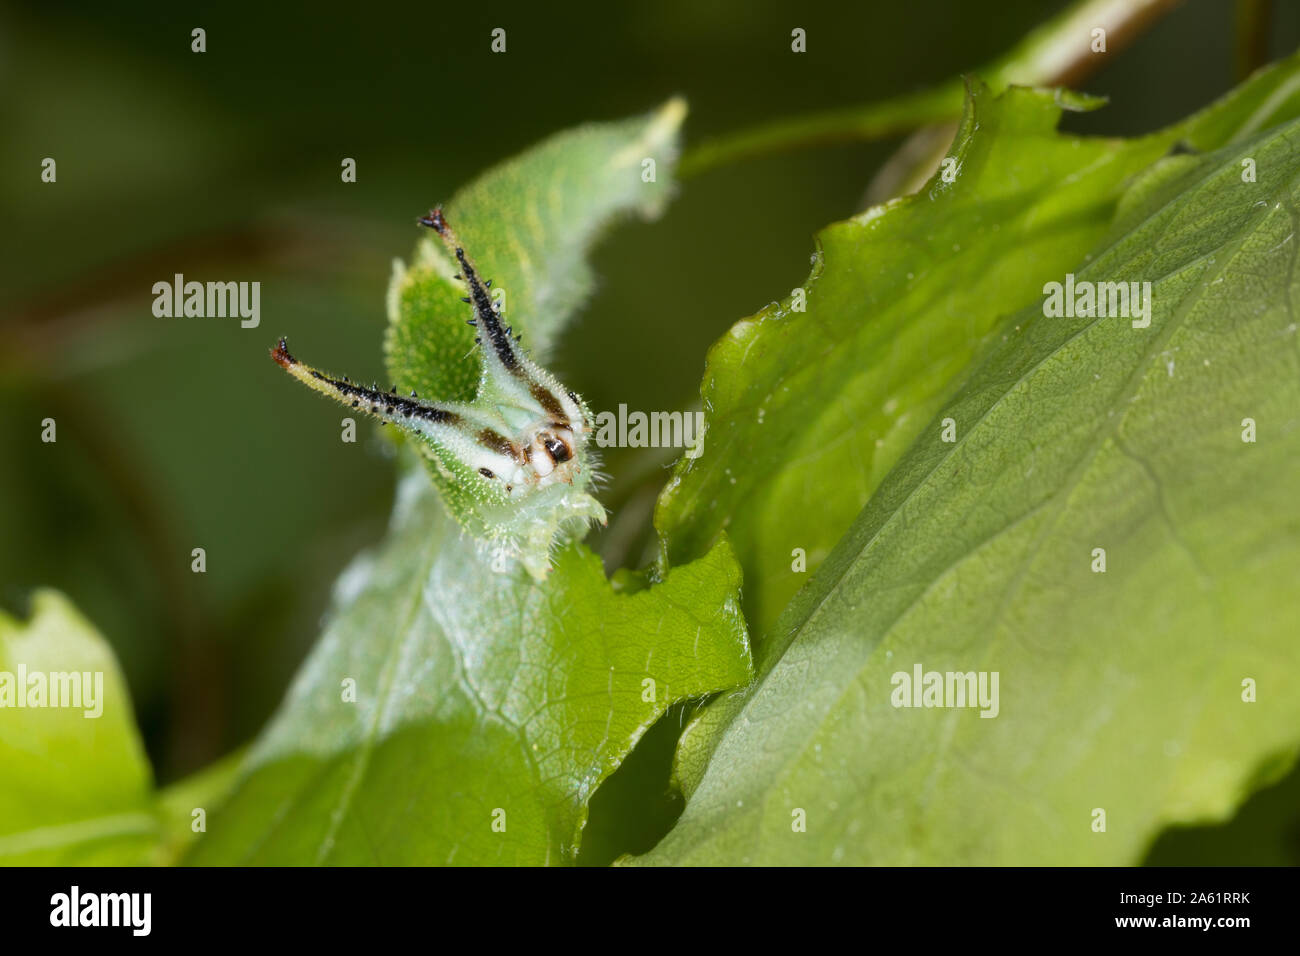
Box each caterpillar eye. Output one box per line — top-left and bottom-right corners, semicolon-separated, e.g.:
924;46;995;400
545;437;572;463
529;429;575;478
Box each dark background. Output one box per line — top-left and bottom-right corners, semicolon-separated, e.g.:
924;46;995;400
3;0;1297;864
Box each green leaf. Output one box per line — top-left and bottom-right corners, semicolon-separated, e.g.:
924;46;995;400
187;461;751;865
663;64;1300;810
632;108;1300;865
0;590;157;864
154;748;246;865
658;57;1300;645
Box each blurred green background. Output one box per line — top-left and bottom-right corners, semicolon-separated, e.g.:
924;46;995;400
3;0;1298;863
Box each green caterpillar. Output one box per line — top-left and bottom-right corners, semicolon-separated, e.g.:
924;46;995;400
272;208;603;579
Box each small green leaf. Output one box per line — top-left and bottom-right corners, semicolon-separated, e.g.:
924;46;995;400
633;109;1300;866
0;591;157;865
187;462;751;865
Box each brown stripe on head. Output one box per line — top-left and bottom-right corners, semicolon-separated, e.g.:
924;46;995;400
478;428;525;463
530;383;566;420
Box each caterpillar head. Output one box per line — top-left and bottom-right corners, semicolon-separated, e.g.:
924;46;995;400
271;208;605;579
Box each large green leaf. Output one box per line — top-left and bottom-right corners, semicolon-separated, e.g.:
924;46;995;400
632;111;1300;865
0;590;156;864
187;463;750;864
658;56;1300;644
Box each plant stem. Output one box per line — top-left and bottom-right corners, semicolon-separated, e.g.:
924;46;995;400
679;0;1185;178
